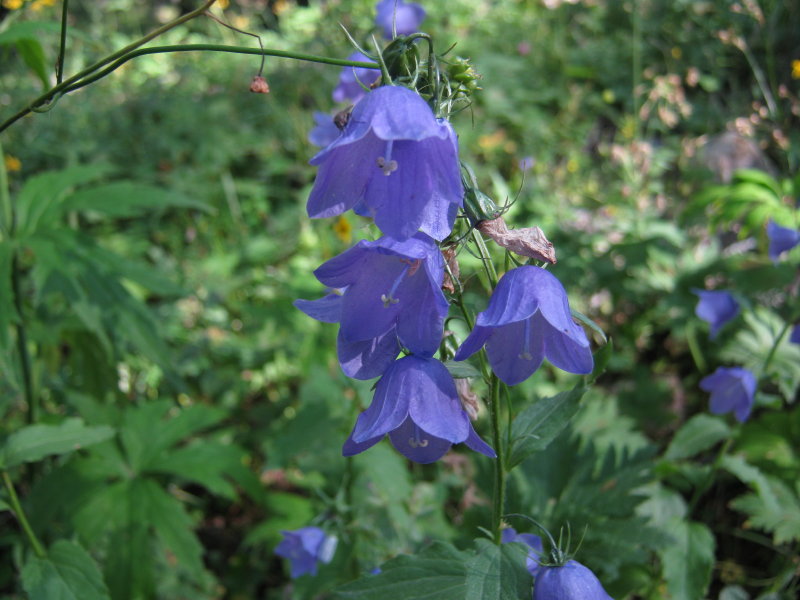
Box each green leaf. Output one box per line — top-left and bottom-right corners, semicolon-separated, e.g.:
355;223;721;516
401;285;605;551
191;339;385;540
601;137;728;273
465;539;531;600
663;414;731;460
0;418;114;469
148;440;246;499
333;542;468;600
443;360;482;379
508;386;587;468
0;21;63;45
660;519;715;600
63;182;211;218
21;540;111;600
15;38;49;90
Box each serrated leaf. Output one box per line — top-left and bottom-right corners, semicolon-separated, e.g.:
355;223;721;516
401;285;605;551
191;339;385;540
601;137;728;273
443;360;482;379
333;542;468;600
660;519;715;600
664;414;731;460
728;476;800;544
508;386;586;468
0;418;114;469
63;182;211;218
465;539;531;600
21;540;111;600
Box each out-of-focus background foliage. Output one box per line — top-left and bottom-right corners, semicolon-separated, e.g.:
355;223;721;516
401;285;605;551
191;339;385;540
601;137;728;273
1;0;798;598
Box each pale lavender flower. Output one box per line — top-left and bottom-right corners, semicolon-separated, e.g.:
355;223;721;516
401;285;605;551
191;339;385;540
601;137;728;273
375;0;426;38
275;527;337;578
332;51;381;104
691;289;740;339
700;366;757;423
766;219;800;262
533;560;614;600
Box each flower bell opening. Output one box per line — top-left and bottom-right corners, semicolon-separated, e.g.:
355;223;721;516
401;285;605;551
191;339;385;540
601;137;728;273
376;140;398;175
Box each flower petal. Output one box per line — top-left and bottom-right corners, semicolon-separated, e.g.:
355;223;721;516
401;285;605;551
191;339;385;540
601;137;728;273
539;315;593;374
350;358;412;442
485;320;545;386
293;293;342;323
337;328;400;380
464;423;496;458
388;417;452;463
404;356;469;443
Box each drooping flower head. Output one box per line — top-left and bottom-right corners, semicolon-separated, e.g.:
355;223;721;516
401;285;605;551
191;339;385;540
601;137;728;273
691;289;740;339
275;527;337;578
375;0;426;38
791;324;800;345
343;355;496;463
455;266;593;386
501;528;543;577
308;85;463;241
533;560;614;600
766;219;800;262
308;112;342;148
332;51;381;104
294;234;447;376
699;366;757;423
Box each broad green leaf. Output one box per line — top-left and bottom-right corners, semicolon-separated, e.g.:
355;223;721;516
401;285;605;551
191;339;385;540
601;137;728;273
508;386;587;468
730;169;781;196
21;540;111;600
333;542;468;600
663;414;731;460
660;519;715;600
465;539;531;600
0;21;62;45
0;419;114;469
15;38;49;90
63;182;211;217
15;165;112;236
148;440;246;499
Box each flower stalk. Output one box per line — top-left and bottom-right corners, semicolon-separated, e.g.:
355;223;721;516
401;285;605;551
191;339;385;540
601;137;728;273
2;470;46;559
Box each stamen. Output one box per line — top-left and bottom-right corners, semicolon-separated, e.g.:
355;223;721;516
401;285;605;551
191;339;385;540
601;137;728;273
381;263;410;307
519;319;533;360
407;424;429;448
376;141;398;176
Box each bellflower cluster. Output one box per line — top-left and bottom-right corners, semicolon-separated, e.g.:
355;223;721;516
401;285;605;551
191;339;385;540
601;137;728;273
275;527;337;578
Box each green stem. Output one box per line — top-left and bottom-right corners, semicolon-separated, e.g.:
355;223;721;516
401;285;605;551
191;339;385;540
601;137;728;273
489;373;506;543
12;252;36;424
0;139;10;236
470;229;498;288
56;0;70;84
762;321;790;374
687;437;733;517
2;470;46;558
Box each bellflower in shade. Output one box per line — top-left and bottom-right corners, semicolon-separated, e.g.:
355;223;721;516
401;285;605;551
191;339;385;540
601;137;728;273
691;289;740;339
308;112;342;148
700;366;757;423
501;528;543;576
533;560;614;600
332;52;381;104
455;266;593;386
300;234;448;358
767;219;800;261
375;0;426;38
791;324;800;345
308;85;463;241
275;527;337;578
342;355;496;463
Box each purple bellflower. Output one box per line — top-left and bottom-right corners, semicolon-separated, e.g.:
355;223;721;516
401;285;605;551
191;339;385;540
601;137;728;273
691;289;740;339
766;219;800;262
332;51;381;104
700;366;757;423
275;527;337;578
343;355;496;463
455;266;593;386
501;528;543;576
308;112;342;148
533;560;614;600
375;0;426;38
791;324;800;345
307;85;464;241
294;234;447;367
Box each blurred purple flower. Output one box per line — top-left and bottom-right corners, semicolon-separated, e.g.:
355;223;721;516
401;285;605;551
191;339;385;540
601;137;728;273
700;366;757;423
501;528;543;576
275;527;337;578
332;51;381;104
533;560;613;600
295;234;447;361
308;112;342;148
518;156;535;172
455;266;593;386
308;85;463;241
766;219;800;261
342;355;496;463
375;0;426;38
691;289;739;339
791;324;800;345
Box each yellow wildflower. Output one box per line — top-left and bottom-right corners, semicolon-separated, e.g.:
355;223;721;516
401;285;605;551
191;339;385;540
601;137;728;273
333;216;352;244
2;0;24;10
4;155;22;172
217;0;230;9
792;60;800;80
